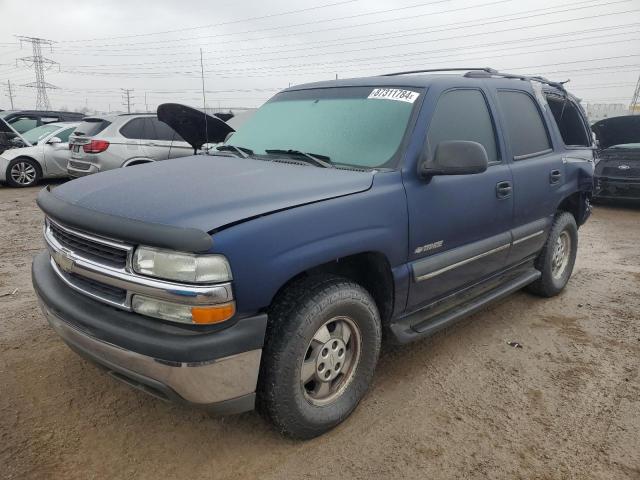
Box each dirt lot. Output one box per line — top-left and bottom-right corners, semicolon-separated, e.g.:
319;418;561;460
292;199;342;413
1;182;638;480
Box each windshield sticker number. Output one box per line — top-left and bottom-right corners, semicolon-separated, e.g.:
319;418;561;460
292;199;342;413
368;88;419;103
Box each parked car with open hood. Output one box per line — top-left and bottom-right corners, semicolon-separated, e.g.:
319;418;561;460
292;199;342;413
0;122;79;187
67;108;233;177
33;68;593;439
592;115;640;201
0;117;29;154
0;110;84;134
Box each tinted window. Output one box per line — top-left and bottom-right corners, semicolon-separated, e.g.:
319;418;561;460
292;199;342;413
149;117;184;141
120;118;147;139
498;90;551;158
74;119;111;137
9;116;38;133
427;89;498;163
56;127;76;143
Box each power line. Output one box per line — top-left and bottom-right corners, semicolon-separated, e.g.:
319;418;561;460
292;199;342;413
16;36;58;110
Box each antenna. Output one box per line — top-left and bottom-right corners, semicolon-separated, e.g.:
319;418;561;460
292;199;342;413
200;48;209;152
16;35;58;110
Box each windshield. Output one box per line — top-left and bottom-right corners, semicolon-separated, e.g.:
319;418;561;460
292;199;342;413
22;124;60;144
226;86;421;168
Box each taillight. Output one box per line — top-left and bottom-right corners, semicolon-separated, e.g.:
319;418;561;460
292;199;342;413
83;140;109;153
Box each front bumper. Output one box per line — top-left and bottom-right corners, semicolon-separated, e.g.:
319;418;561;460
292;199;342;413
594;176;640;200
32;251;267;413
0;155;10;181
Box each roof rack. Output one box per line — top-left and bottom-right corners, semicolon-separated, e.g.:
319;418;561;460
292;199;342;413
381;67;568;93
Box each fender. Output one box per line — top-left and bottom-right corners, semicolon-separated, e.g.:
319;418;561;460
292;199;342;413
210;172;409;315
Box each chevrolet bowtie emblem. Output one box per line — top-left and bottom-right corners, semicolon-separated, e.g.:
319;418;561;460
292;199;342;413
53;251;75;273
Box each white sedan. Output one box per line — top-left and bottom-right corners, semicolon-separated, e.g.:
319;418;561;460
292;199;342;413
0;122;79;187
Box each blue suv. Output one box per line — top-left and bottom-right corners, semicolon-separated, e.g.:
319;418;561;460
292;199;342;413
32;68;594;439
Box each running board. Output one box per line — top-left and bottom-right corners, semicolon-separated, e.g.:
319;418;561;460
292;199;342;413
389;269;541;344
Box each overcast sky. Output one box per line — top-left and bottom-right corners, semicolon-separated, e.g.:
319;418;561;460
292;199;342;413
0;0;638;112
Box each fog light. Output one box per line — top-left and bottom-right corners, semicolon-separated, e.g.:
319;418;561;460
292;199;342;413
131;295;235;324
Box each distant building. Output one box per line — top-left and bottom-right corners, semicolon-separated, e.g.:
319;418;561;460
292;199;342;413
584;103;629;123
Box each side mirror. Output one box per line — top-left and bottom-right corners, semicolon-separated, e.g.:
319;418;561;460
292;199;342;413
47;136;62;145
419;140;488;177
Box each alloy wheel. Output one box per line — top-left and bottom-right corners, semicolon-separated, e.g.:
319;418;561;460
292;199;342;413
10;161;37;186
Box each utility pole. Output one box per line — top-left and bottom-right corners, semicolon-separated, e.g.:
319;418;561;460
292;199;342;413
121;88;134;113
16;36;58;110
6;80;15;109
630;74;640;115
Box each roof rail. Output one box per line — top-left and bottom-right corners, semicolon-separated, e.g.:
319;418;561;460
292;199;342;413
381;67;568;93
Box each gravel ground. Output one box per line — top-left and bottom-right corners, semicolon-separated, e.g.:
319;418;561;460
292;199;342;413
1;182;639;480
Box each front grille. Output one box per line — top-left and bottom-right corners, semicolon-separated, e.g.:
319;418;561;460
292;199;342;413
66;271;127;304
49;222;128;269
602;166;640;178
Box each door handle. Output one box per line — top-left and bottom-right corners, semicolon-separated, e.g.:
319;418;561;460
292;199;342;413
549;169;562;184
496;181;512;199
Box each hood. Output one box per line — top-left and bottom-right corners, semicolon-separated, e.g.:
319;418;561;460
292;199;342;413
0;118;30;154
49;155;375;233
157;103;234;151
592;115;640;150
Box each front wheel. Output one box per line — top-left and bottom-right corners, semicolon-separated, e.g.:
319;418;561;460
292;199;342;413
6;157;41;187
257;275;381;439
527;212;578;297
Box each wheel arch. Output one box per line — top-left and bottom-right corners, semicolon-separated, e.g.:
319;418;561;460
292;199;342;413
269;251;395;326
557;190;591;227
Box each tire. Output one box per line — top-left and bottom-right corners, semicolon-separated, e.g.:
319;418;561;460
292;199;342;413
6;157;41;188
257;274;381;439
526;212;578;297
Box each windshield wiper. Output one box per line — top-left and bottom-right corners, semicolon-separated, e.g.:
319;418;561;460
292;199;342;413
216;145;253;158
265;149;334;168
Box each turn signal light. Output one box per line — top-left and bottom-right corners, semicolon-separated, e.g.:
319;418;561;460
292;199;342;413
83;139;110;153
191;303;236;324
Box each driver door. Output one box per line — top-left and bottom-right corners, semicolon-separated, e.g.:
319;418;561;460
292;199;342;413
404;87;513;310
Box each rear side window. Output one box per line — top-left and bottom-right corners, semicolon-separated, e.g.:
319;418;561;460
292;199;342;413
120;118;148;139
498;90;552;158
427;89;498;163
74;119;111;137
149;117;184;141
545;94;590;147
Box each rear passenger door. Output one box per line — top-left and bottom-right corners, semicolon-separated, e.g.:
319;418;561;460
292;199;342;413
147;117;193;159
119;118;159;162
405;87;514;310
495;89;565;264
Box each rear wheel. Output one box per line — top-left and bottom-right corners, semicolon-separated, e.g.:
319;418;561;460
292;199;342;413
6;157;41;187
257;275;381;439
527;212;578;297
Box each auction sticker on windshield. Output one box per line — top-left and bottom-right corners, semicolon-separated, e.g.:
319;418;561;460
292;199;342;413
368;88;419;103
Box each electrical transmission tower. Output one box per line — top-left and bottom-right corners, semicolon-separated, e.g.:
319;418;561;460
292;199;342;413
630;74;640;115
16;36;58;110
121;88;134;113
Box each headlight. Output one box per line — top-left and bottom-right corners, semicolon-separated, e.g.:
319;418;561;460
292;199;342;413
132;246;232;283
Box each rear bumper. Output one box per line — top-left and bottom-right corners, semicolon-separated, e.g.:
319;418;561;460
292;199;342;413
594;176;640;200
32;251;267;413
67;160;99;177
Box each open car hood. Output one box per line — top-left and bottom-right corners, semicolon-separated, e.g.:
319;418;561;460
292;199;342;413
0;117;30;154
592;115;640;150
157;103;234;152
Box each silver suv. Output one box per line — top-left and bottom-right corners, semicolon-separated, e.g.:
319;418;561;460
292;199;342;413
67;114;193;177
